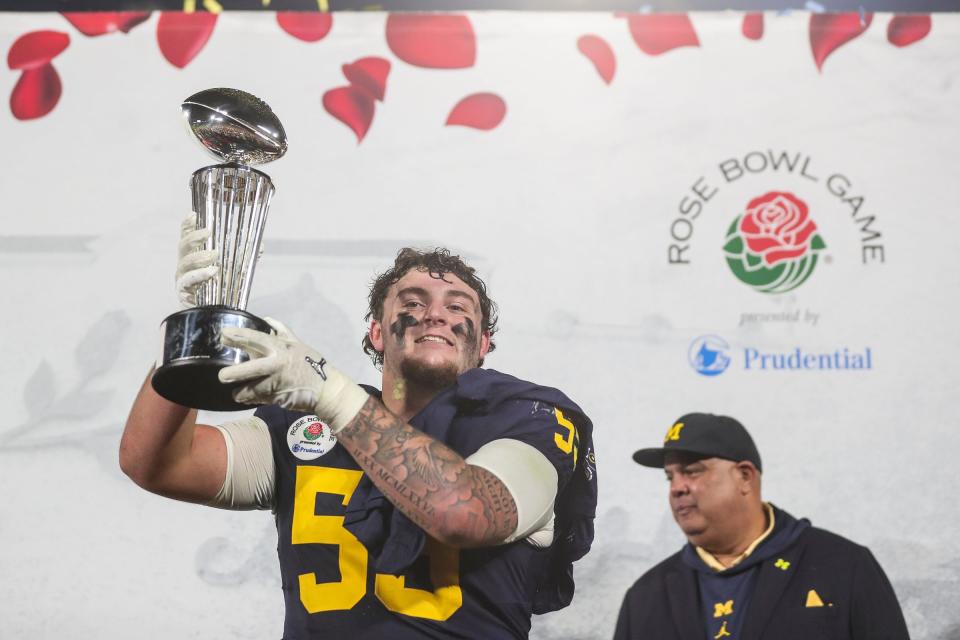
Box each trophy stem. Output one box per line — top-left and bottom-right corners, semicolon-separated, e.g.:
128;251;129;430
241;177;272;308
190;163;274;310
223;169;239;306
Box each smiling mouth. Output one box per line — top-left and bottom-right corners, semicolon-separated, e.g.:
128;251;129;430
674;505;697;517
415;335;453;346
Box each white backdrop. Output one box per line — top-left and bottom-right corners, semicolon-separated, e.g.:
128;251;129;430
1;10;958;639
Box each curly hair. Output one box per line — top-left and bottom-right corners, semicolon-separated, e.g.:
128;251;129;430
362;247;498;368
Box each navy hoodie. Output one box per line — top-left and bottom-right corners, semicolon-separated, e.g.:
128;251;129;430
681;504;809;640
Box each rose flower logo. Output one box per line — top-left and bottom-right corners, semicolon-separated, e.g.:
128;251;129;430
303;422;324;441
723;191;826;294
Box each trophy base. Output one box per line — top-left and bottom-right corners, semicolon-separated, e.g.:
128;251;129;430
153;306;272;412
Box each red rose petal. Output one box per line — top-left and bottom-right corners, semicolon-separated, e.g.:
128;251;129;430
62;12;151;37
746;191;806;213
276;12;332;43
577;35;616;85
744;235;781;253
10;64;62;120
7;30;70;70
157;11;218;69
386;14;476;69
765;246;808;266
740;214;761;235
742;13;764;40
446;93;506;131
618;14;700;56
342;57;391;102
794;219;817;245
775;214;803;237
323;85;376;143
887;14;931;48
810;12;873;72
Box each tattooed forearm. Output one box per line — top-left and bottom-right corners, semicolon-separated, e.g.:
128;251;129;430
337;396;519;548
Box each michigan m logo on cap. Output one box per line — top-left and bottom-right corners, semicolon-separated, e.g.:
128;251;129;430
664;422;685;443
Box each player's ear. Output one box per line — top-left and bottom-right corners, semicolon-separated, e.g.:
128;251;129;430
479;330;491;359
369;319;384;352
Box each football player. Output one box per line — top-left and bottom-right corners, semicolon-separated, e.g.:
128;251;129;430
120;220;597;639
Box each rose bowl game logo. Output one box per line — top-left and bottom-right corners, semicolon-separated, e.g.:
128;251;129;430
287;415;337;461
723;191;826;294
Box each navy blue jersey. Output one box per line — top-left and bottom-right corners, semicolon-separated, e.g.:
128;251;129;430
256;368;595;639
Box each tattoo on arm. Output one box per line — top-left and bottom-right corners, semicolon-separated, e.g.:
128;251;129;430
337;396;518;548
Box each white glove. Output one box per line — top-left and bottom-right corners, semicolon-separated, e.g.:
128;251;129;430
175;212;218;308
218;318;369;433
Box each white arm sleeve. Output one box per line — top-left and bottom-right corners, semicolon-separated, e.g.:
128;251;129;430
466;438;559;547
207;416;276;511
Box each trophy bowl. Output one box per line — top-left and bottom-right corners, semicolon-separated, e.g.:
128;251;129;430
152;88;287;412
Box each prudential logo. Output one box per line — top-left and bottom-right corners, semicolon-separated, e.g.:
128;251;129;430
688;334;874;374
689;335;731;376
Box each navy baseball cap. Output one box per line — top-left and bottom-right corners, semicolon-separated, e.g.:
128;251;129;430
632;413;762;472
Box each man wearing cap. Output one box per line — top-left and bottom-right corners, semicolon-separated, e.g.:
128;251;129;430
613;413;909;640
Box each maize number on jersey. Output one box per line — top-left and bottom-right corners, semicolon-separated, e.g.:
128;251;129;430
292;465;463;621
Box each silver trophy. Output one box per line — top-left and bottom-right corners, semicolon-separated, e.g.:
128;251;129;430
152;88;288;411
